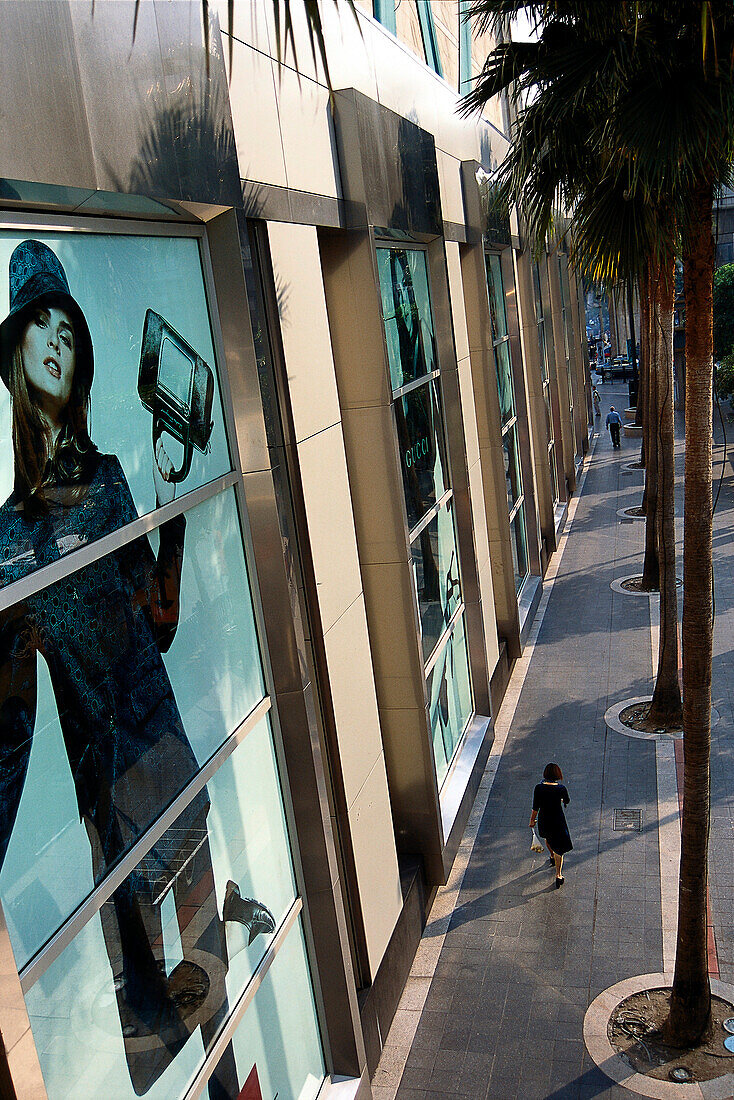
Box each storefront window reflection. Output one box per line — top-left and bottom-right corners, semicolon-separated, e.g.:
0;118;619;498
394;378;448;531
0;228;324;1100
485;252;529;596
410;500;462;662
426;615;473;787
377;244;474;788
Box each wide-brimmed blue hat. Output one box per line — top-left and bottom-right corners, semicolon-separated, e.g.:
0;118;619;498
0;239;94;391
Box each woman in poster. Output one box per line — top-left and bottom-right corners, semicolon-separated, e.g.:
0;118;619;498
0;240;272;1098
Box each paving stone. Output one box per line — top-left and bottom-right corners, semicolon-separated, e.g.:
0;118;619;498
374;410;734;1098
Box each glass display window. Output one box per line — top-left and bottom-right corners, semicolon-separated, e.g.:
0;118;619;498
377;241;474;791
426;614;473;787
22;718;306;1100
394;377;449;532
0;487;266;969
377;247;438;391
0;229;232;580
410;499;462;663
0;218;325;1100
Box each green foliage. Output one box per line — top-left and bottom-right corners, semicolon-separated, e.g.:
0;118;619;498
715;354;734;400
713;264;734;359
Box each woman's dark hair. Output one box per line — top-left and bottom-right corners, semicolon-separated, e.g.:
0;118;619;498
543;762;563;781
8;305;95;509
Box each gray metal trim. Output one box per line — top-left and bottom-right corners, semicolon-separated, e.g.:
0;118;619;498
0;471;237;612
391;367;441;402
407;486;454;543
19;694;272;995
423;601;465;676
0;210;204;239
508;495;525;525
182;896;304;1100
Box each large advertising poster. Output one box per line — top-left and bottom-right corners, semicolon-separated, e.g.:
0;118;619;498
0;226;300;1099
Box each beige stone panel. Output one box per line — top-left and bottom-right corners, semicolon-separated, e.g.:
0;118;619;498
467;454;491;573
361;561;426;712
437;150;464;226
371;26;446;141
340;404;407;565
297;423;364;634
267;222;342;443
457;354;480;472
276;66;340;198
445;243;471;363
225;40;287;188
323;593;387;809
479;557;501;674
319;231;392;410
348;757;403;975
210;0;271;54
319;1;380;100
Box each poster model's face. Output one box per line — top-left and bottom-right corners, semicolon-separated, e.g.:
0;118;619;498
0;229;231;522
20;306;77;418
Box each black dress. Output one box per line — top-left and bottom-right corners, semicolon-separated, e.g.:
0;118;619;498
533;781;573;855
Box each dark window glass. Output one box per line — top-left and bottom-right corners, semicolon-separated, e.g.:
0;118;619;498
374;0;397;34
510;503;529;593
411;500;462;661
416;0;443;75
427;615;473;787
394;378;448;530
495;340;515;425
532;261;544;321
486;253;508;340
377;247;438;390
502;428;523;512
458;0;473;94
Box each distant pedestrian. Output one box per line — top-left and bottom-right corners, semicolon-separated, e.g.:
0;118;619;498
606;405;622;448
593;388;601;417
530;762;573;888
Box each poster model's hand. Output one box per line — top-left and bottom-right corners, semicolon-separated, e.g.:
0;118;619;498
153;437;176;507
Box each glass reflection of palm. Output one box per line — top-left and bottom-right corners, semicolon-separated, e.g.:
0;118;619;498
389;251;442;626
0;241;273;1098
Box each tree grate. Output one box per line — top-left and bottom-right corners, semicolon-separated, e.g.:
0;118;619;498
613;808;643;831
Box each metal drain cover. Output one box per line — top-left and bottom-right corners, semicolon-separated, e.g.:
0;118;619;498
613;808;643;831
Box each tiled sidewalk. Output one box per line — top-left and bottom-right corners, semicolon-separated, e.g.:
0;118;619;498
372;388;734;1100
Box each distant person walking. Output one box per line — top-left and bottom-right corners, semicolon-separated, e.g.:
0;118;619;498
606;405;622;448
593;387;601;417
530;763;573;888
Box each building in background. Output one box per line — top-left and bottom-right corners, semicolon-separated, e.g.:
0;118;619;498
0;3;590;1098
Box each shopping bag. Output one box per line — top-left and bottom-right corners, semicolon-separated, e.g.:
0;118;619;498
530;825;544;852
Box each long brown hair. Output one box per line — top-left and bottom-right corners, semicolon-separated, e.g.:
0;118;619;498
7;312;94;509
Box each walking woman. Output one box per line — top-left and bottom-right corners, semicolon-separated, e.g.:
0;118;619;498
530;762;573;888
0;240;272;1097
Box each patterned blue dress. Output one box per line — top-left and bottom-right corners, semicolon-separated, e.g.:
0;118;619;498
0;451;207;880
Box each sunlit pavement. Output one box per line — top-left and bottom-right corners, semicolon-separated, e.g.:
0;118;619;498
371;387;734;1100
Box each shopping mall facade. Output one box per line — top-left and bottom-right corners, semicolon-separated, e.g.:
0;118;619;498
0;3;591;1098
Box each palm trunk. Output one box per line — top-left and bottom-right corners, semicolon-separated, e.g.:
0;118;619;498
666;180;714;1047
639;274;648;464
647;259;681;725
640;267;660;590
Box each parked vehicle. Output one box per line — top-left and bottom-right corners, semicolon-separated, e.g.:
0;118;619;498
602;357;631;382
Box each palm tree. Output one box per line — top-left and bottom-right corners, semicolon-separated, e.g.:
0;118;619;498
462;2;682;724
464;0;734;1044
